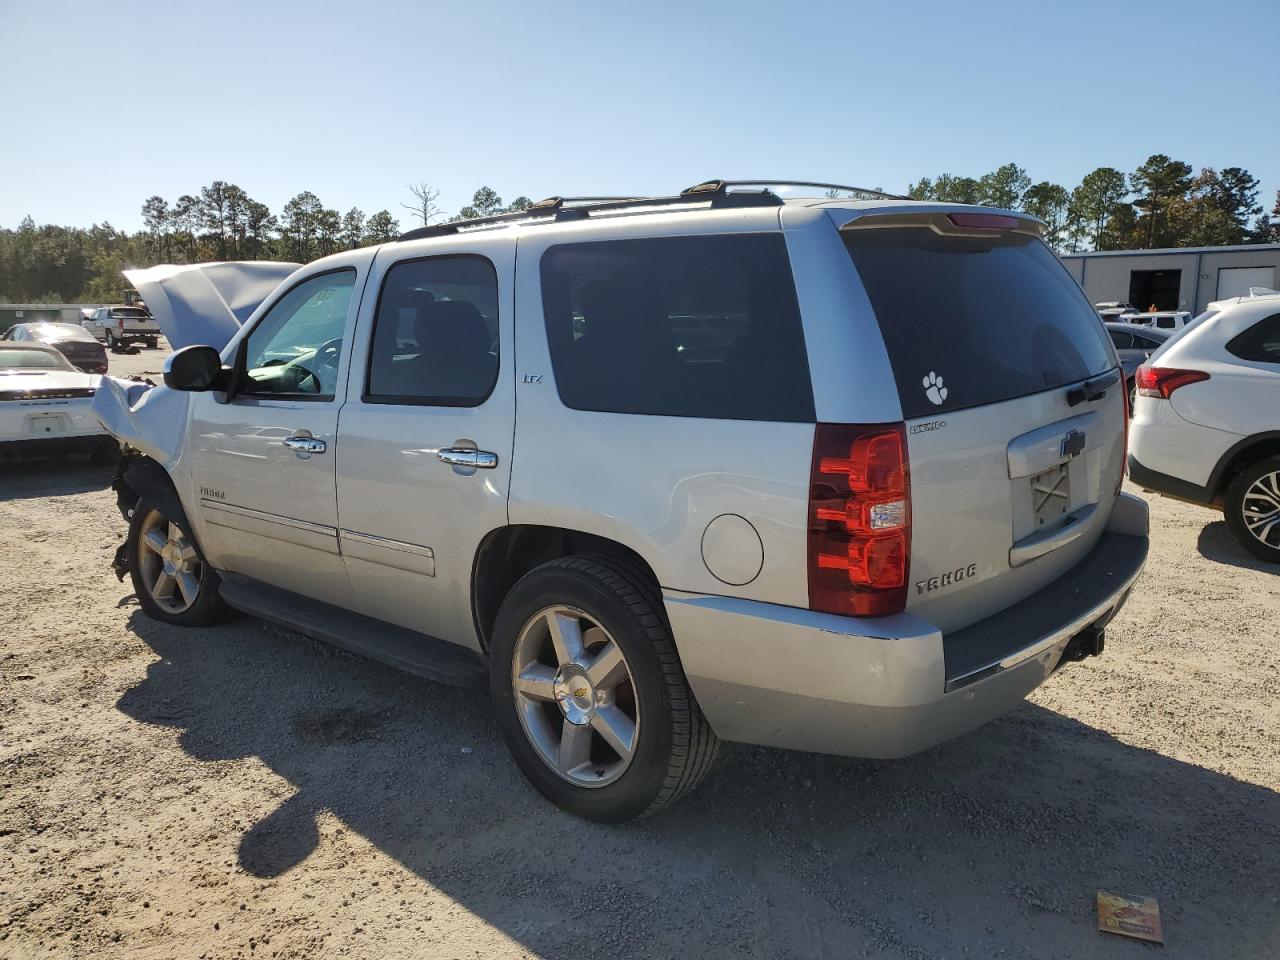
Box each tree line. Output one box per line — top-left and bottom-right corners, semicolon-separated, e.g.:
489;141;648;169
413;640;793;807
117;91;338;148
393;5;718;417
2;164;1277;303
0;181;527;303
909;156;1279;253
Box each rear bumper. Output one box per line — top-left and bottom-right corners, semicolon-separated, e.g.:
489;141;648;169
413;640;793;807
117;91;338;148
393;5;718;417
666;492;1149;759
1128;454;1214;507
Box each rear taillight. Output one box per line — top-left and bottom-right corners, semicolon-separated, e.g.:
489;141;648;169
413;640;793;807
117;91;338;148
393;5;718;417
1136;365;1209;399
1119;372;1130;489
808;423;910;617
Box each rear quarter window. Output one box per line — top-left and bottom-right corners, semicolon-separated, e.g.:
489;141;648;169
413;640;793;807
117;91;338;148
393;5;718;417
843;227;1114;419
1226;312;1280;363
540;233;814;422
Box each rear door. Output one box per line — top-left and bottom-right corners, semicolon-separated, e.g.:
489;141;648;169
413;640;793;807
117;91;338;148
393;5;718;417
334;236;514;650
839;211;1125;633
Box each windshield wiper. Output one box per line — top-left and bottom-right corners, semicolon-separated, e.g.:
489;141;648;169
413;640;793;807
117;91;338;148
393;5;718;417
1066;370;1120;407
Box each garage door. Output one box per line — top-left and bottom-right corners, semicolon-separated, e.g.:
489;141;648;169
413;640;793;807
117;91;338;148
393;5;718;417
1217;266;1277;300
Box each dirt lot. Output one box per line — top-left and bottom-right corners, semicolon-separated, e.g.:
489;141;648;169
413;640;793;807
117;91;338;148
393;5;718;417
2;344;1278;958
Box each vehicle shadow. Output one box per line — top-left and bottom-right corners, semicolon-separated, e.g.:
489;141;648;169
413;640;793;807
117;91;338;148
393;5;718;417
0;458;114;501
117;612;1280;959
1197;520;1277;575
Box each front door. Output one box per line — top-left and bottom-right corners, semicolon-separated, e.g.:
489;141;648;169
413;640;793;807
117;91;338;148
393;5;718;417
335;238;515;650
188;264;365;603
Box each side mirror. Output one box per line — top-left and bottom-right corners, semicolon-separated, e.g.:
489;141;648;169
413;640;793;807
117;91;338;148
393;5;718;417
163;345;223;391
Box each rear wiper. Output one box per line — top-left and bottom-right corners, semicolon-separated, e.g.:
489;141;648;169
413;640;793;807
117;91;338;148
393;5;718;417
1066;371;1120;407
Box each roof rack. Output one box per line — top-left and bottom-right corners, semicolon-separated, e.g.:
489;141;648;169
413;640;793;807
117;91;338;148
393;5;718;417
699;179;909;201
395;178;903;242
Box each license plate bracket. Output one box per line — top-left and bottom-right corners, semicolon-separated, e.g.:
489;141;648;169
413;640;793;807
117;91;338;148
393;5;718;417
1031;464;1071;528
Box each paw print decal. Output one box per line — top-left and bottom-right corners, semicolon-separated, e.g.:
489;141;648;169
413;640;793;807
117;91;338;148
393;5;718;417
923;371;948;406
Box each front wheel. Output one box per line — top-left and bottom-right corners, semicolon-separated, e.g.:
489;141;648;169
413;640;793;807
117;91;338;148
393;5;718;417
1225;457;1280;563
489;555;719;822
127;498;233;625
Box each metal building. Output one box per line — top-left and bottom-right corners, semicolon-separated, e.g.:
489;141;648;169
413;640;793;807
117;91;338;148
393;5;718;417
0;303;98;333
1060;243;1280;315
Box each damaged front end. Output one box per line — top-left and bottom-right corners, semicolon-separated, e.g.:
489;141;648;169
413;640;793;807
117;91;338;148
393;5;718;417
96;260;301;582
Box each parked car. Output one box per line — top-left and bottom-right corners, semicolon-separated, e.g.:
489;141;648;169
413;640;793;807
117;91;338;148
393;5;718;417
83;305;162;351
0;343;118;461
2;321;108;373
1095;301;1138;321
1105;323;1172;403
96;182;1149;821
1130;292;1280;563
1124;310;1192;332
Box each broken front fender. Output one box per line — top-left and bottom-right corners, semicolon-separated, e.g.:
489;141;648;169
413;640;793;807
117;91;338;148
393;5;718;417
92;377;191;467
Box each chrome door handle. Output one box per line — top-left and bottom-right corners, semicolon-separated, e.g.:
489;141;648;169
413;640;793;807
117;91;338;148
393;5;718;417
437;447;498;469
283;436;326;454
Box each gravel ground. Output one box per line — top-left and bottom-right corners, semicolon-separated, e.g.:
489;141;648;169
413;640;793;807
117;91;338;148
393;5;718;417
1;343;1277;958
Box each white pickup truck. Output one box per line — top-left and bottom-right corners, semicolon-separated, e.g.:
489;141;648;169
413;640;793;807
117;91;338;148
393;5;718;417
83;305;162;351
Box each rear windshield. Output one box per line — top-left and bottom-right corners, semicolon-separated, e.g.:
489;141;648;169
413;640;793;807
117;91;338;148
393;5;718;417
843;228;1114;419
0;348;70;370
111;308;149;319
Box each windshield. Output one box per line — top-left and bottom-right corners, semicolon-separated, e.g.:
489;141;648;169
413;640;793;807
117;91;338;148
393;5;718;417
0;348;73;370
843;227;1114;419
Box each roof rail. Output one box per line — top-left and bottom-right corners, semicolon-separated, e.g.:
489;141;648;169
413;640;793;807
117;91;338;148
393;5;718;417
393;178;900;243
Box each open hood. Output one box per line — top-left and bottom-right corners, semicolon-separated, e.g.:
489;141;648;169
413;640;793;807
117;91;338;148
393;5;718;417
123;261;301;351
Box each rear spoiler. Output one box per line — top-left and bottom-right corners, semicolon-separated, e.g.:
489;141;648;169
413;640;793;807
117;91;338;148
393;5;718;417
123;261;301;351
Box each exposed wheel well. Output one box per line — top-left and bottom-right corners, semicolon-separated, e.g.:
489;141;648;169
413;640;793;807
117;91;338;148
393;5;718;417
471;525;659;652
1210;433;1280;502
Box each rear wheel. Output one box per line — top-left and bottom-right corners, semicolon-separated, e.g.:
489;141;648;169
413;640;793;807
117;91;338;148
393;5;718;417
1225;456;1280;564
105;330;118;352
489;555;719;822
145;337;158;350
127;499;232;625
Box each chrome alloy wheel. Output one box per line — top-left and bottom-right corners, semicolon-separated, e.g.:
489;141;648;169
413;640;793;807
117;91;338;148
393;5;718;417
1242;470;1280;549
511;605;639;788
136;508;203;614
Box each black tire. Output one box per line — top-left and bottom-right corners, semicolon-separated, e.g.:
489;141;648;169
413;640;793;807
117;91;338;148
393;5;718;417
1224;456;1280;564
145;338;158;350
127;497;233;625
105;331;117;352
489;554;719;822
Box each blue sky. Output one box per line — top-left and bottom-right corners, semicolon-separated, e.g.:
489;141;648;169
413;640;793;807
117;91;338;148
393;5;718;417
1;0;1276;232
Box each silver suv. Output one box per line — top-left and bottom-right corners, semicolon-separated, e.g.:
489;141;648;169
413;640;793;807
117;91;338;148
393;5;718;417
97;181;1149;822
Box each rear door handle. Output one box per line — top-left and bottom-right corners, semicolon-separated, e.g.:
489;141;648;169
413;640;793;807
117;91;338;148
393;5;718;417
437;447;498;469
283;436;326;455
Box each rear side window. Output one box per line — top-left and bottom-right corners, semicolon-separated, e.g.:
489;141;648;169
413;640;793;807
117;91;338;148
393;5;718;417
365;255;499;405
1226;312;1280;364
540;234;814;422
843;228;1113;419
1108;329;1134;349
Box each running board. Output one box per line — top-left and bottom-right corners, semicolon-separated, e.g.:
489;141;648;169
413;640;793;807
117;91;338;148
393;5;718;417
218;574;486;687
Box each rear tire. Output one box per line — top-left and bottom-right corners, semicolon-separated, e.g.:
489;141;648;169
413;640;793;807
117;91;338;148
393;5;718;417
127;498;233;625
105;331;117;352
1224;456;1280;564
145;338;158;350
489;554;719;822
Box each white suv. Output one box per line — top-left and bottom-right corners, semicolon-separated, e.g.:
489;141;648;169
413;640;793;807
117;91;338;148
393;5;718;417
1129;292;1280;562
95;181;1149;821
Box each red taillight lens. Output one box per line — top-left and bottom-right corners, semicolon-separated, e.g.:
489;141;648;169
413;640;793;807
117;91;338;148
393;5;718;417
809;423;910;617
1136;365;1210;399
1120;370;1130;488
